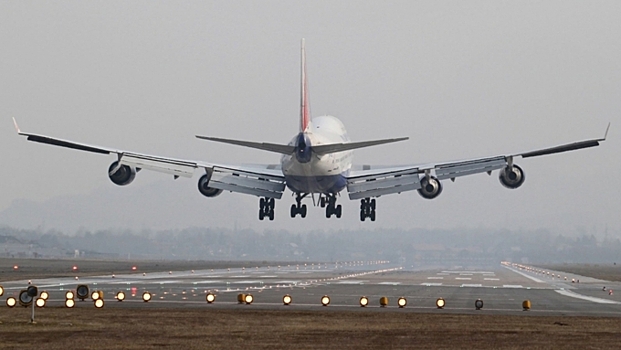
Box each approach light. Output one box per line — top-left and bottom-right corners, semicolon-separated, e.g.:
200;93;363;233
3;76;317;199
283;294;292;305
65;291;75;300
206;293;216;303
475;299;484;310
321;295;330;306
65;299;75;308
436;297;445;309
359;296;369;307
91;290;102;301
39;291;49;300
398;297;407;308
116;291;125;301
132;266;137;270
13;265;18;270
19;289;33;307
0;285;3;296
244;294;254;304
72;266;78;271
142;291;152;302
36;298;46;308
6;297;17;308
94;299;104;308
76;284;89;300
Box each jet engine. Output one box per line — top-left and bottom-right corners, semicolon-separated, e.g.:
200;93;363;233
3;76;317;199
108;161;136;186
499;164;525;189
198;173;223;198
418;176;443;199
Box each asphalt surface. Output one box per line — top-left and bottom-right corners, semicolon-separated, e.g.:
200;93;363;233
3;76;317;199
2;261;621;316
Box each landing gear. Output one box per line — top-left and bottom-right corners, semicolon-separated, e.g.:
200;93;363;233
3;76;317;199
290;193;307;218
259;197;275;221
325;195;342;219
359;197;376;221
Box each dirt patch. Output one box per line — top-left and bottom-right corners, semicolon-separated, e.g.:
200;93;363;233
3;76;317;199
536;263;621;282
0;307;619;349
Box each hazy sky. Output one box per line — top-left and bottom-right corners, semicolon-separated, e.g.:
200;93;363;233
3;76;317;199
1;1;620;235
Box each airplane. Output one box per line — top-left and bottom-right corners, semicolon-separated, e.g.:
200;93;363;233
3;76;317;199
13;40;609;222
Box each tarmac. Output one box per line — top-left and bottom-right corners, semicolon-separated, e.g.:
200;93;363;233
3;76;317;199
2;261;621;316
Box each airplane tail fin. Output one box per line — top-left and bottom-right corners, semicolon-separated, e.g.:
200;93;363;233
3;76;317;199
300;39;310;133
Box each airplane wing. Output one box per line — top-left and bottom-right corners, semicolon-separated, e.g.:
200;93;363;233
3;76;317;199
12;118;286;199
346;124;609;200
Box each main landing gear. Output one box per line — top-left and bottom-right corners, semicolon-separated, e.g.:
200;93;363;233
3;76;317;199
259;197;275;221
291;193;307;218
324;194;342;219
360;197;376;221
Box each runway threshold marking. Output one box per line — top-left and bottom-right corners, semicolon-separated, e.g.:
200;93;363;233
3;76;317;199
427;277;444;280
555;289;621;304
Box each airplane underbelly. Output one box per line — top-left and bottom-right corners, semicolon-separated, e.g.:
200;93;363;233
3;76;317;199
281;154;349;194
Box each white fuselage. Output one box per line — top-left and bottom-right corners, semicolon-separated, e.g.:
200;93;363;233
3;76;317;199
281;115;353;194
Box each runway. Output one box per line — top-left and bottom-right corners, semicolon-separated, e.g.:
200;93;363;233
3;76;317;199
3;261;621;316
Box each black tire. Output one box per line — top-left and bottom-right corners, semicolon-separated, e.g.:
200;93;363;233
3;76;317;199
301;205;307;218
370;199;376;210
260;198;265;207
370;210;376;222
269;210;274;221
336;205;342;218
269;198;275;207
290;205;297;218
259;210;265;221
360;212;366;221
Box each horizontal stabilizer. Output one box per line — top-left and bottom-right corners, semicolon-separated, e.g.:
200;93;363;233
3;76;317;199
196;135;295;155
313;137;408;155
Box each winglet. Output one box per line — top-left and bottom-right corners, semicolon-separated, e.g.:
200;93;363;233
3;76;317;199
12;117;21;134
604;122;611;141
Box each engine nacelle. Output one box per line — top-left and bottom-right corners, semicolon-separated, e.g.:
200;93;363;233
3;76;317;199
418;176;443;199
198;173;223;198
108;161;136;186
499;164;525;189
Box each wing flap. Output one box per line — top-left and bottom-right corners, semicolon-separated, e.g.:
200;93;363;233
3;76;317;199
435;157;506;180
347;169;421;200
121;153;197;178
209;167;286;199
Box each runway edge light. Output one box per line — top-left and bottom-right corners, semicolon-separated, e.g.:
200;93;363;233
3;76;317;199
6;297;16;308
244;294;254;304
379;296;389;307
398;297;407;308
116;291;125;301
206;293;216;303
321;295;330;306
142;291;152;302
359;296;368;307
522;300;531;311
94;299;104;308
475;299;483;310
436;297;445;309
283;294;292;305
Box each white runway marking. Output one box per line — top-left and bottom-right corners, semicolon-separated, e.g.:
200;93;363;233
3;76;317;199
427;277;444;280
484;278;500;281
459;273;473;276
461;284;482;287
503;285;524;288
555;289;621;304
455;277;472;280
336;281;364;284
378;282;401;285
422;283;443;286
502;265;544;283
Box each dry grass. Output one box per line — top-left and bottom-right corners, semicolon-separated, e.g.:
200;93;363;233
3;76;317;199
0;307;619;349
537;263;621;282
0;258;287;281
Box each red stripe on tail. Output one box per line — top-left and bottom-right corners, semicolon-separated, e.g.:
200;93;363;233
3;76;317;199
300;39;310;132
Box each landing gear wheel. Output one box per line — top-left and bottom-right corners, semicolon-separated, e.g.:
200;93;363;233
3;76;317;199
290;204;297;218
259;209;265;221
359;197;376;222
370;210;376;222
301;204;307;218
336;205;342;218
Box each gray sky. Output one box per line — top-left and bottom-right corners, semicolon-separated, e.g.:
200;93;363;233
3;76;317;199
1;1;620;235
